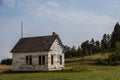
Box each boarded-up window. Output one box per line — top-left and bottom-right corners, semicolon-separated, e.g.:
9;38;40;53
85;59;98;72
26;55;32;65
51;55;53;65
60;55;62;65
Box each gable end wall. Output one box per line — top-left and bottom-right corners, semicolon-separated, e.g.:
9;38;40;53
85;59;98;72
48;38;64;71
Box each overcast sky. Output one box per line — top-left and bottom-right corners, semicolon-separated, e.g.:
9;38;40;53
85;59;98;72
0;0;120;61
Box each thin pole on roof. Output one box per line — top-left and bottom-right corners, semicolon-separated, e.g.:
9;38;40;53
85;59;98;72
21;21;23;38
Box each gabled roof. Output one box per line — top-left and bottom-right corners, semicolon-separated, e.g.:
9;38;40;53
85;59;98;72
10;33;64;53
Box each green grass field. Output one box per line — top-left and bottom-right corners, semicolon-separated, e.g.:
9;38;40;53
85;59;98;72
0;54;120;80
0;65;120;80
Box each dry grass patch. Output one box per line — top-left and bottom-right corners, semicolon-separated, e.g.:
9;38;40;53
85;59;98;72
0;65;11;70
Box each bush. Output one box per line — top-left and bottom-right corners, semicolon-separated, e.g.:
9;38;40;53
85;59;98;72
109;53;120;61
107;53;120;66
96;59;107;65
108;58;112;65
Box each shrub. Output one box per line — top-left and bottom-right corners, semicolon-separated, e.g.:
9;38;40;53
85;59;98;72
108;58;112;65
109;53;120;61
108;53;120;66
96;58;107;65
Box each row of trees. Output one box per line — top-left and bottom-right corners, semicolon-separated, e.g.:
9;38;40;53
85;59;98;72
64;33;112;58
65;22;120;59
0;59;12;65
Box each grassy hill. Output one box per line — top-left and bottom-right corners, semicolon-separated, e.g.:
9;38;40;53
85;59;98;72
66;53;109;66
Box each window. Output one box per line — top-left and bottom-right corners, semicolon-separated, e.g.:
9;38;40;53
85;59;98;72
26;55;32;65
60;55;62;65
39;55;41;65
29;55;32;65
51;55;53;65
26;56;28;65
42;55;45;65
39;55;45;65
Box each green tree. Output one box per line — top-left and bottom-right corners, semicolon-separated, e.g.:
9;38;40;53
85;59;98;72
108;42;120;65
90;38;95;45
64;45;71;52
101;34;111;52
64;45;73;58
90;38;95;54
95;40;101;53
71;45;76;51
114;42;120;54
111;22;120;50
96;40;100;47
81;40;89;56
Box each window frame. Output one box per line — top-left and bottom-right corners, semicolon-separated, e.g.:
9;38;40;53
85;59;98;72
39;55;46;65
26;55;32;65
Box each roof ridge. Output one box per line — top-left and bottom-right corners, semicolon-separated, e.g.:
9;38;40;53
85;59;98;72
22;35;53;39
